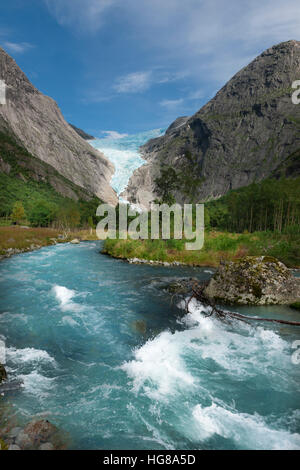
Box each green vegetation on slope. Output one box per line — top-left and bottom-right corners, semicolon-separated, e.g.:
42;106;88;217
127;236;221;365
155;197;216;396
206;176;300;234
0;132;102;228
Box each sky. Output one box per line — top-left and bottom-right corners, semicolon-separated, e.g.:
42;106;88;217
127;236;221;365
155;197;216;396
0;0;300;135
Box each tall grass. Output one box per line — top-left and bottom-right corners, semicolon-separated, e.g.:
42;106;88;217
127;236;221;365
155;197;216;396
103;230;300;268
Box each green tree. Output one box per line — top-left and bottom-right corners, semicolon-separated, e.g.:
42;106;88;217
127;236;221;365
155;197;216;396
11;201;26;224
28;200;57;227
87;216;94;233
56;205;81;231
154;165;179;205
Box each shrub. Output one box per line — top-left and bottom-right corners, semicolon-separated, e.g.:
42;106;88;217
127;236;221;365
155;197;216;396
11;201;26;224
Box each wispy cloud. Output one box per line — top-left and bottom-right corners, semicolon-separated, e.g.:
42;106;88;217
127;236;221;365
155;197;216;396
159;89;204;113
160;99;184;109
45;0;116;32
3;41;34;54
113;71;152;94
112;69;188;95
188;89;204;100
45;0;300;85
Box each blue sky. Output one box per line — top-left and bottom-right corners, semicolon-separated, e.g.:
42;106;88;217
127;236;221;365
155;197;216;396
0;0;300;135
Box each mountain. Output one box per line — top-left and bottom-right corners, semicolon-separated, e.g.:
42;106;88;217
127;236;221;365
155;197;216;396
69;124;95;141
0;48;117;205
123;40;300;208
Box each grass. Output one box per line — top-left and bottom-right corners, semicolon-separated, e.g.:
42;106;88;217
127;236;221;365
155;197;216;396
103;230;300;268
0;226;99;256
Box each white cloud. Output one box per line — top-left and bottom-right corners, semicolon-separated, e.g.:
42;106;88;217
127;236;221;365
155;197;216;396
160;99;184;109
188;89;204;100
3;41;34;54
45;0;300;90
45;0;116;32
113;71;152;94
112;69;188;95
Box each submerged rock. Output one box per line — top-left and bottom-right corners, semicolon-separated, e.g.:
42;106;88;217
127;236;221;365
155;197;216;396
204;256;300;305
132;320;147;335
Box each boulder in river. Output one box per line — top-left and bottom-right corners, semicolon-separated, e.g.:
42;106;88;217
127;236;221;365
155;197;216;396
70;238;80;244
204;256;300;305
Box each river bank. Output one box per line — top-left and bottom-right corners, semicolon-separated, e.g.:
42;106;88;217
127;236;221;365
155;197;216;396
0;226;99;261
103;230;300;269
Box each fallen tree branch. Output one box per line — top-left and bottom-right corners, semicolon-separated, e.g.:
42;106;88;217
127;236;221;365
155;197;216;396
186;282;300;326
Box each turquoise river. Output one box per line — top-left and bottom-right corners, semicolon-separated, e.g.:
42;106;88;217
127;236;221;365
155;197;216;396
0;241;299;450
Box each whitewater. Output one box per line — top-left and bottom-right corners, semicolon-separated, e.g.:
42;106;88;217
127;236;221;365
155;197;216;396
0;129;299;450
0;241;299;450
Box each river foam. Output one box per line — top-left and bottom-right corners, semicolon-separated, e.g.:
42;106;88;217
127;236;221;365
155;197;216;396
122;297;299;449
191;403;300;450
1;241;299;450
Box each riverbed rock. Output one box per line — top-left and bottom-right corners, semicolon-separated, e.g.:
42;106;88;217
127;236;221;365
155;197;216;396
23;419;59;447
70;238;80;244
204;256;300;305
9;427;22;439
8;444;21;451
0;363;7;383
39;442;54;451
15;431;33;450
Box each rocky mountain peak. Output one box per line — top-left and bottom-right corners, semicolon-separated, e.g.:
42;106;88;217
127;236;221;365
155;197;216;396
0;47;117;205
123;40;300;208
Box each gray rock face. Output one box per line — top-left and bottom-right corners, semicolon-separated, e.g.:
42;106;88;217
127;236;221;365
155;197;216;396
0;48;117;205
123;40;300;208
204;256;300;305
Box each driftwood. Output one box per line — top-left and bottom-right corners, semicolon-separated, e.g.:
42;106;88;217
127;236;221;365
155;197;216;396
185;282;300;327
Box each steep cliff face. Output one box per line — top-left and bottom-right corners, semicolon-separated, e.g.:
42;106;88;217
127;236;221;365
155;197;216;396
123;40;300;208
0;48;117;205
